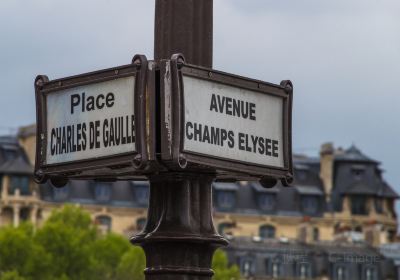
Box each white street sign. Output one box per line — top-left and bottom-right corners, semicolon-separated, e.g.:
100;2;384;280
46;76;136;165
182;76;284;168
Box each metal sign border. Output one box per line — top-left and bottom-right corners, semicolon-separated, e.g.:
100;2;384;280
160;54;293;185
34;55;153;183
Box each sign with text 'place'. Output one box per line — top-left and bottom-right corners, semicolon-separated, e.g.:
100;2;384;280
46;77;135;165
160;57;293;184
34;56;152;184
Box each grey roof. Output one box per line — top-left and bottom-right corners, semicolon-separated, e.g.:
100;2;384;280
342;181;379;196
0;155;33;175
295;185;324;196
213;182;239;191
335;145;378;163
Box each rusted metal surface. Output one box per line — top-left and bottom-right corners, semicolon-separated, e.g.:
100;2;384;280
154;0;213;68
34;55;157;185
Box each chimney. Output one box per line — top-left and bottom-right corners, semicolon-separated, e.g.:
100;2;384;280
320;143;334;202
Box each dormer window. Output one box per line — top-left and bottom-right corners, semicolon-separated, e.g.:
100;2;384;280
95;182;111;202
258;193;276;212
134;184;149;205
351;165;365;180
301;196;319;215
217;191;236;210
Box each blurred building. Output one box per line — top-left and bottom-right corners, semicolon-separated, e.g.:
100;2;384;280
0;125;399;279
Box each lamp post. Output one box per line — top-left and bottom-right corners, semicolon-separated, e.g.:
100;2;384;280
131;1;228;279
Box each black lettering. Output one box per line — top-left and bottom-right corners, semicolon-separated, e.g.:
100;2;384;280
193;123;202;141
86;96;95;111
225;97;232;115
115;117;121;145
233;98;240;117
77;123;82;151
210;94;218;112
81;123;87;150
272;140;279;157
109;118;115;146
251;135;258;153
238;133;245;151
71;94;80;114
249;103;256;121
103;119;109;147
61;126;67;154
67;126;72;153
245;134;251;152
82;92;86;112
210;127;220;145
89;122;95;149
95;121;100;148
241;102;249;119
96;94;105;110
203;125;210;143
106;93;115;107
228;131;235;148
258;137;265;154
217;95;225;113
265;138;272;156
51;129;56;155
221;129;228;146
186;122;193;140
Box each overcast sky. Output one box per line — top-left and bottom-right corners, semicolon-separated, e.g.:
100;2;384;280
0;0;399;201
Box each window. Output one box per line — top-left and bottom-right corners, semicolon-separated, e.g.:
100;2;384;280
374;198;383;214
336;266;347;280
53;185;69;201
364;267;377;280
95;216;112;234
272;262;282;278
134;185;149;205
298;263;310;279
351;166;365;180
313;227;320;242
351;196;368;215
217;191;236;210
258;193;276;212
95;182;111;202
9;176;30;195
240;258;255;277
259;225;276;239
302;196;319;215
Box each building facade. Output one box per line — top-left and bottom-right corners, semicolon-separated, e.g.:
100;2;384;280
0;125;399;279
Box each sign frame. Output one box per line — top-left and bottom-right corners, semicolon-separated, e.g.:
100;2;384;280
160;54;293;185
34;55;155;184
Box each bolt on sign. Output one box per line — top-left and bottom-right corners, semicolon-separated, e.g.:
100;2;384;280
159;54;293;186
34;55;156;186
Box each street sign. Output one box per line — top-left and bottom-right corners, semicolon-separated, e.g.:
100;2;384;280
160;54;293;185
34;55;156;185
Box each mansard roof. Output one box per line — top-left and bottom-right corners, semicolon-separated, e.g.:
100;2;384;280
0;135;32;175
335;145;378;163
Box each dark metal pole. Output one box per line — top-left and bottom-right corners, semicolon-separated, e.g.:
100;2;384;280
131;1;228;279
154;0;213;68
